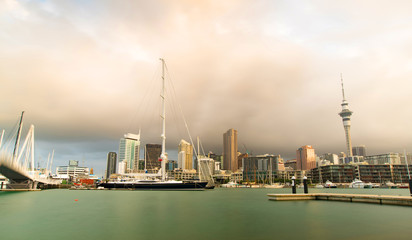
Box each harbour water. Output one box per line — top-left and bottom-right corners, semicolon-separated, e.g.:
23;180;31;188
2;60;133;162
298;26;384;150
1;188;411;240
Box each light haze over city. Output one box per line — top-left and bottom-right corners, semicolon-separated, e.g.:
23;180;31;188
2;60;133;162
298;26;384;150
1;0;412;175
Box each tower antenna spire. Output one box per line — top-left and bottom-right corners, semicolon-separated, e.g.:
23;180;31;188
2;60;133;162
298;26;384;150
341;73;346;101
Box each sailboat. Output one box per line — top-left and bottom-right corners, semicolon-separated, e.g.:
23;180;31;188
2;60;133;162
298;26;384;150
98;59;208;190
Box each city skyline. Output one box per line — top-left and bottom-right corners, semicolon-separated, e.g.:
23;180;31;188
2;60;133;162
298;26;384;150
1;1;412;175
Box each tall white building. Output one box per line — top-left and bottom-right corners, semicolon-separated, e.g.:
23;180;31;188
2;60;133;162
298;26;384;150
178;151;186;169
118;132;140;173
178;139;193;170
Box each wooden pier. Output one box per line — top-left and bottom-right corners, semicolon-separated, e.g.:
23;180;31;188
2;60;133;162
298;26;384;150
267;193;412;206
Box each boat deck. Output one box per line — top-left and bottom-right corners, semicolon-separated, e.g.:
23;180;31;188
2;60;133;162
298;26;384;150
267;193;412;206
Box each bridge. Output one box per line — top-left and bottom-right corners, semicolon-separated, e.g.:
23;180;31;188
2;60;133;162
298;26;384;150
0;155;60;190
0;120;60;190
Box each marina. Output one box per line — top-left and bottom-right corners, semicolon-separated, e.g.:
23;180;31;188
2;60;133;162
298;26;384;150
1;188;412;240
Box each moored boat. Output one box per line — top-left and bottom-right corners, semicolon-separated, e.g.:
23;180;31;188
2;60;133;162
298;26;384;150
264;183;284;189
324;180;337;188
98;179;207;190
97;59;209;191
349;179;365;188
363;182;373;188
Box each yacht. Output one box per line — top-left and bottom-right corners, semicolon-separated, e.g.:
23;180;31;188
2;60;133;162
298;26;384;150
349;179;365;188
97;59;208;191
324;180;337;188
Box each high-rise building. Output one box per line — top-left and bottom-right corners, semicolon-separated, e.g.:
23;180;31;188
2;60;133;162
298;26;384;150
118;133;140;173
223;129;238;172
106;152;117;179
322;153;339;165
352;145;366;157
178;139;193;170
296;145;316;170
338;75;354;157
145;144;162;171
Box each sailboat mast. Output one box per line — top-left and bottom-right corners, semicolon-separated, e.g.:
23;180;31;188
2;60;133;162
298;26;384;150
50;149;55;175
405;149;410;179
160;58;167;181
0;129;4;150
13;111;24;162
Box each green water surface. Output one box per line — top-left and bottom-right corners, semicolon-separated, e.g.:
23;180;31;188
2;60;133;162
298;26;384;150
1;188;411;240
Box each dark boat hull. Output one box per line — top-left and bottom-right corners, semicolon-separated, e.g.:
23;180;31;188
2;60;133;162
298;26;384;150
97;181;209;190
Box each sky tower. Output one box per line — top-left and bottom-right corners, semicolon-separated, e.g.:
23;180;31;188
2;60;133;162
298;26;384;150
339;75;353;157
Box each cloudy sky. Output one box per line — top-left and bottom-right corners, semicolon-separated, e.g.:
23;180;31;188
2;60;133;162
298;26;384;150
1;0;412;176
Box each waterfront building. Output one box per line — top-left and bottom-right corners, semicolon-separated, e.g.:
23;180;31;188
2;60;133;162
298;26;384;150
145;144;162;171
296;145;316;170
178;139;193;170
56;160;89;180
338;76;354;157
170;169;198;180
106;152;117;179
230;171;243;183
352;145;366;157
310;164;410;184
223;129;238;172
364;153;401;165
310;165;355;183
119;133;140;173
284;159;297;170
242;155;280;183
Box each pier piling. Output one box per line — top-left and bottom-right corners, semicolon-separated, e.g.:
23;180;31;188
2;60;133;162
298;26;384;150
303;176;308;194
409;179;412;196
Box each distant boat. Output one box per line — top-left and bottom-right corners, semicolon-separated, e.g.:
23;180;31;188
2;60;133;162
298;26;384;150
315;184;324;189
221;181;239;188
324;180;337;188
264;183;284;189
381;181;397;189
363;182;373;189
349;179;365;188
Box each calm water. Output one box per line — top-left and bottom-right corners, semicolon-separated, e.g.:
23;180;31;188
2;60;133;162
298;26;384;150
1;188;412;240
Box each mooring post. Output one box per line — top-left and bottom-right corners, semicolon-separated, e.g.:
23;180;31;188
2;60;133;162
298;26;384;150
292;176;296;194
409;179;412;197
303;176;308;194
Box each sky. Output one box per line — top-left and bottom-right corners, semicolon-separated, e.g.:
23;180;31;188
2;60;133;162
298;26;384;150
1;0;412;176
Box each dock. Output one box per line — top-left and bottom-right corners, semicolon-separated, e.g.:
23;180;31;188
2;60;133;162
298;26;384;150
0;189;41;192
267;193;412;206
